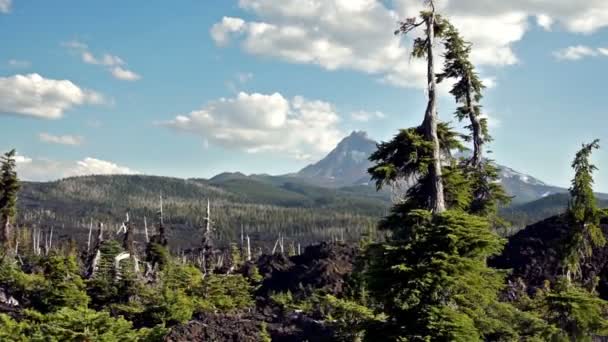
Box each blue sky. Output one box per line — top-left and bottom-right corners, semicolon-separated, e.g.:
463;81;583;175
1;0;607;191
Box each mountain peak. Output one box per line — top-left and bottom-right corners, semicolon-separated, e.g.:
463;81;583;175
297;131;377;186
348;130;369;139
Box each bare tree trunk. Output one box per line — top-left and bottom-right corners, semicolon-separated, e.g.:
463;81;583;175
422;10;446;214
246;235;251;261
32;227;36;254
48;226;54;253
1;216;11;247
87;221;93;253
144;216;149;243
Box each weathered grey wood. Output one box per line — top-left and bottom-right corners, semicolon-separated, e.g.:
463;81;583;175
421;2;446;213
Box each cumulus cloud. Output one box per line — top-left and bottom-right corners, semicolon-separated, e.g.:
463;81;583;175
0;73;103;119
70;157;139;176
161;92;343;160
351;110;385;122
211;0;608;88
0;0;11;13
39;133;84;146
210;17;246;45
553;45;608;60
15;156;139;181
63;40;141;81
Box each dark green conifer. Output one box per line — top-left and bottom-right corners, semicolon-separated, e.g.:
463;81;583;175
437;22;511;220
564;139;605;277
0;149;20;247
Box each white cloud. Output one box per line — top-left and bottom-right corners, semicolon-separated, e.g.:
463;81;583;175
39;133;84;146
0;73;103;119
598;48;608;56
14;155;32;164
15;156;139;181
211;1;608;88
210;17;246;45
110;66;141;81
351;110;385;122
70;157;139;177
7;59;31;68
536;14;554;30
553;45;603;60
64;40;141;81
161;91;343;160
0;0;11;13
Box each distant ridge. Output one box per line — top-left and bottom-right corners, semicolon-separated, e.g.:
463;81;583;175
295;131;570;204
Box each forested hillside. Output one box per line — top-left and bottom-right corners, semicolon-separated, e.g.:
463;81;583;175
17;174;387;249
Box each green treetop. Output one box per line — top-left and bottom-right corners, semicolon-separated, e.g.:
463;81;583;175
0;149;20;247
564;139;605;277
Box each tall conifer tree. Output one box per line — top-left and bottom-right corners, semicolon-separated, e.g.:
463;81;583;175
564;139;605;277
0;149;20;247
394;0;447;213
437;22;510;219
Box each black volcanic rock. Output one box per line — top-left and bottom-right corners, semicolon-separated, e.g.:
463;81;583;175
492;214;608;299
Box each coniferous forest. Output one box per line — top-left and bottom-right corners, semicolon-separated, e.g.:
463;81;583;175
3;1;608;341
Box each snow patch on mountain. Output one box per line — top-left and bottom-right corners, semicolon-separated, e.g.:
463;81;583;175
499;166;547;186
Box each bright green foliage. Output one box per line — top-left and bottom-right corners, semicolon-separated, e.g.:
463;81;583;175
123;261;253;326
35;254;89;312
0;149;20;245
0;307;160;342
87;240;132;307
314;294;382;342
436;21;511;220
259;322;272;342
368;124;466;216
0;259;45;306
536;278;608;341
270;290;383;342
0;255;88;313
369;123;464;192
196;273;254;312
564;140;605;275
230;242;242;267
465;160;511;221
366;210;521;341
437;22;489;148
